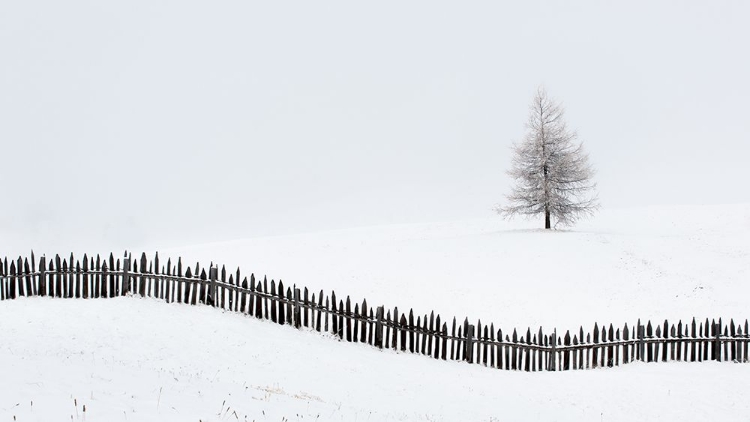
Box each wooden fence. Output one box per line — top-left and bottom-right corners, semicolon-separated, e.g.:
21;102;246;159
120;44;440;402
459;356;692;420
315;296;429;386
1;251;748;371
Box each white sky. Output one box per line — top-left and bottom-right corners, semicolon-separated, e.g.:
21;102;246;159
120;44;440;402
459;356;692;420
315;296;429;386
1;1;749;254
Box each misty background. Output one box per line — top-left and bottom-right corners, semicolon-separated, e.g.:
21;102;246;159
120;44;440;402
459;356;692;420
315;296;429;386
1;1;748;256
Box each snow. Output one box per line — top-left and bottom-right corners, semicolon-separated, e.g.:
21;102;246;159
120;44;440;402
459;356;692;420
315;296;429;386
2;204;750;421
161;204;750;334
1;297;749;422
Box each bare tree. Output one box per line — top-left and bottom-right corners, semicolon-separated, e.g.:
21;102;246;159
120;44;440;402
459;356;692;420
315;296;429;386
498;87;598;229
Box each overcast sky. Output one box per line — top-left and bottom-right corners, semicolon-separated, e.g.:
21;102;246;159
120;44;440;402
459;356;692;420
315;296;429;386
1;1;749;255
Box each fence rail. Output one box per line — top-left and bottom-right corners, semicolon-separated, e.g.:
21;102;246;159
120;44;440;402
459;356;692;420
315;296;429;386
1;251;748;371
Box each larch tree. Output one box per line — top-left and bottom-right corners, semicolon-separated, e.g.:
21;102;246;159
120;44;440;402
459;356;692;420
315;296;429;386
499;87;598;229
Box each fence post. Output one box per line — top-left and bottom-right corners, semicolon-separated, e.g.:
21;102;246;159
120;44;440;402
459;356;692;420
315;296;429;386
638;321;646;362
375;306;384;348
0;260;4;301
209;266;218;307
465;324;475;363
714;319;722;362
294;288;301;329
102;261;109;299
122;254;130;295
549;331;557;371
38;255;46;297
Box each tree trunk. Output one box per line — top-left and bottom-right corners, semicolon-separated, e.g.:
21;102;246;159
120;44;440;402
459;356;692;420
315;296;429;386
545;209;551;229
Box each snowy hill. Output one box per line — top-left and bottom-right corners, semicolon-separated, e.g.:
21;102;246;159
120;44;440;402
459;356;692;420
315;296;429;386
2;204;750;421
1;298;749;422
162;204;750;334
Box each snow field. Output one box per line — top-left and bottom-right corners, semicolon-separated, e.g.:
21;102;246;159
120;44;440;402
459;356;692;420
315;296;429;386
1;297;749;422
2;204;750;421
162;205;750;335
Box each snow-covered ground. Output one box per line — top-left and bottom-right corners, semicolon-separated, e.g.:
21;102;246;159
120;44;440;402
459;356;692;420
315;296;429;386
2;204;750;421
1;297;749;422
162;204;750;334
